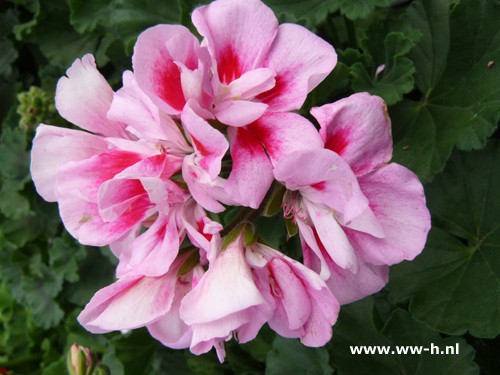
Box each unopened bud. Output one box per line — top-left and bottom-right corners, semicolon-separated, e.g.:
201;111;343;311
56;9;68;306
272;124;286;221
67;343;94;375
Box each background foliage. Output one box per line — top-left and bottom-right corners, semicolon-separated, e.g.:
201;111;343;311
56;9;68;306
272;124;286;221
0;0;499;374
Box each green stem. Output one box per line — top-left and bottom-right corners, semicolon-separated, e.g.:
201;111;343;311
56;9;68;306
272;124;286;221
220;165;233;174
345;17;357;49
220;207;252;237
326;15;342;49
220;180;278;238
0;353;43;367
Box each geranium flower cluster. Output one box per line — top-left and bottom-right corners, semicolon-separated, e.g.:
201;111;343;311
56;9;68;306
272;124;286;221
30;0;430;362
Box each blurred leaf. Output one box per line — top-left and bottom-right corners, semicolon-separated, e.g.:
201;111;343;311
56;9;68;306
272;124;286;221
2;309;34;356
350;19;421;105
146;346;196;375
63;247;117;306
0;9;19;78
22;264;64;329
240;324;275;363
41;355;68;375
186;349;229;375
110;329;159;375
264;0;340;28
0;181;32;220
388;141;500;337
49;236;87;283
0;212;48;247
254;214;287;250
64;309;108;352
110;0;182;54
391;0;500;181
0;126;30;186
68;0;113;33
21;0;101;69
266;336;333;375
12;0;41;40
338;0;392;20
303;61;351;112
225;341;265;375
328;297;479;375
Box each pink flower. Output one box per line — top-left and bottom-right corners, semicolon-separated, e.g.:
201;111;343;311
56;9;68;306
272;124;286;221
179;233;273;362
78;252;204;350
247;244;340;346
274;93;431;304
132;0;336;208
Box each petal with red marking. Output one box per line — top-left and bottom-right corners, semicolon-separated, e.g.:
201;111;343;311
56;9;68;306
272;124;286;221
311;93;392;176
56;55;128;138
182;100;228;180
192;0;278;85
30;125;109;202
345;163;431;266
58;193;155;247
225;127;274;209
257;24;337;112
133;25;200;114
246;112;323;165
56;150;144;202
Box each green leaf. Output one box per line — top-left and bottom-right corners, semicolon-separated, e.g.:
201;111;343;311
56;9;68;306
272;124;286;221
110;329;159;375
64;309;108;352
186;349;229;375
254;214;287;250
21;0;101;69
266;336;333;375
349;19;421;105
302;61;351;112
0;181;32;220
68;0;112;33
240;324;275;363
146;346;196;375
22;264;64;329
387;141;500;338
0;9;19;79
110;0;182;54
63;247;117;306
391;0;500;181
263;0;340;28
49;236;87;283
328;297;479;375
225;341;265;375
1;309;34;356
338;0;392;20
0;126;30;186
0;40;18;80
41;355;68;375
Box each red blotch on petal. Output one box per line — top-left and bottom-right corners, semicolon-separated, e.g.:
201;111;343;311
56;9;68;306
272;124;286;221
218;47;242;85
324;128;350;156
197;219;213;242
311;181;326;191
153;57;186;112
191;136;210;157
256;73;287;104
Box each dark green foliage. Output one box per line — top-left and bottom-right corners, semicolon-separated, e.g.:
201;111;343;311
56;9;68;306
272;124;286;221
0;0;498;373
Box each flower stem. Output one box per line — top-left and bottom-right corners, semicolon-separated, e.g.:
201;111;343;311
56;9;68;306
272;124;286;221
220;207;252;237
0;353;43;368
345;17;357;49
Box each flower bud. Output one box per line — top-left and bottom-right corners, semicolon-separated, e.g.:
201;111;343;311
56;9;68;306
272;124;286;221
66;343;95;375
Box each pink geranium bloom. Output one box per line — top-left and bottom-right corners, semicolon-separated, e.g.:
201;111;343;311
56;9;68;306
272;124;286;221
274;93;431;304
246;243;340;347
179;233;273;362
30;54;235;279
132;0;336;208
78;252;205;349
